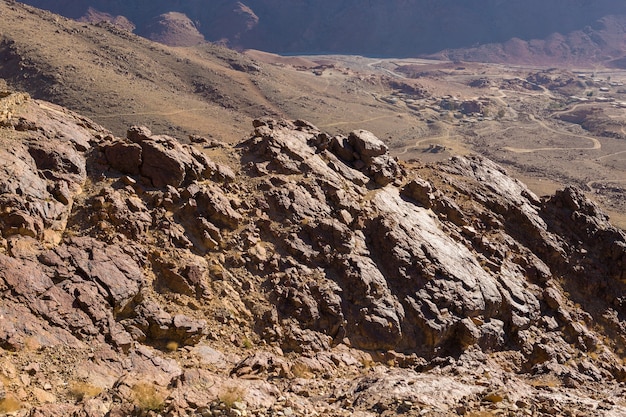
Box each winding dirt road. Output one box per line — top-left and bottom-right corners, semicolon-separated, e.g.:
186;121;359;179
319;113;407;128
502;114;601;153
95;108;209;118
396;134;463;156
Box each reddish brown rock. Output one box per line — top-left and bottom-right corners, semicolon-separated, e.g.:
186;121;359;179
0;254;53;300
139;136;189;188
103;141;142;175
401;177;435;208
125;298;207;346
122;125;222;188
348;129;388;158
2;94;626;416
0;123;88;244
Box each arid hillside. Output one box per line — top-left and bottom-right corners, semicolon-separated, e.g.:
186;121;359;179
2;1;626;227
0;1;272;139
2;2;626;416
18;0;626;61
2;85;626;416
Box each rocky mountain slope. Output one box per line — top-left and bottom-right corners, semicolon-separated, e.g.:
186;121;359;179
0;0;271;139
4;1;626;233
18;0;626;63
2;85;626;416
435;14;626;67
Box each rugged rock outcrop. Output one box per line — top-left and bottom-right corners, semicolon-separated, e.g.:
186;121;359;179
141;11;205;47
2;91;626;415
240;119;626;370
103;125;221;188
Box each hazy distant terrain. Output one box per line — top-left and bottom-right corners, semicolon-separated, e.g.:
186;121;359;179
19;0;626;60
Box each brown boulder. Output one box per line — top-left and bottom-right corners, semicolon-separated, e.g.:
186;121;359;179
330;128;402;185
0;254;54;300
153;256;210;298
114;126;227;188
401;177;435;208
330;135;356;162
103;141;142;175
140;136;189;188
367;154;404;186
1;210;44;239
194;184;242;229
27;139;86;181
126;125;152;143
126;298;207;346
348;129;388;158
89;188;152;240
62;237;144;311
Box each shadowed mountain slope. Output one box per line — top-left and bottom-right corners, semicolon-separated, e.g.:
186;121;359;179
436;14;626;66
0;1;271;139
18;0;626;61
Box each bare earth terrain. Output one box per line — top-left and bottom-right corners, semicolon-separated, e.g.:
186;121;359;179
2;3;626;417
247;54;626;229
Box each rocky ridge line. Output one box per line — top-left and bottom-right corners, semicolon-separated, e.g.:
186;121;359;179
0;93;625;415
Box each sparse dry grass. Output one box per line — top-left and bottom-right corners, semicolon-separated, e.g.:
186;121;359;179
218;385;245;408
68;381;103;401
165;341;180;352
359;356;376;371
131;383;166;412
0;394;22;414
528;375;562;388
23;336;41;351
242;338;253;349
291;361;314;379
482;392;505;403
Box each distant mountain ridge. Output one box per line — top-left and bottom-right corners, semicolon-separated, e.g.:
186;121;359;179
434;14;626;67
18;0;626;62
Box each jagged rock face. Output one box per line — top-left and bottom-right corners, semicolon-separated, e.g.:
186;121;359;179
238;117;626;374
0;94;93;246
0;94;214;370
242;120;541;355
104;125;219;188
3;92;626;415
